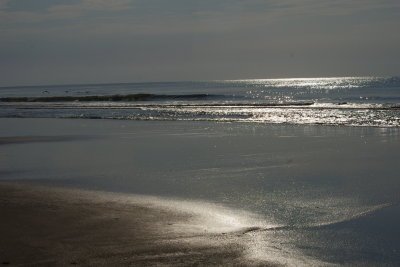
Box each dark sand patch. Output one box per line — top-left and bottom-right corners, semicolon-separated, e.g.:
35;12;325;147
0;182;275;266
0;136;84;145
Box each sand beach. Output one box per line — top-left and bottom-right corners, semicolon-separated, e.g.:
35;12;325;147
1;118;400;266
0;182;274;266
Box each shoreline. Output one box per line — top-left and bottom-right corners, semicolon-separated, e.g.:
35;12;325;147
0;182;274;266
2;118;400;266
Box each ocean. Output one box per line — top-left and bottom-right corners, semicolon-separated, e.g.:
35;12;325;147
1;76;399;127
1;76;400;266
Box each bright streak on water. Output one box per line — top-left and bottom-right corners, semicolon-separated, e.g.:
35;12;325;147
0;76;399;127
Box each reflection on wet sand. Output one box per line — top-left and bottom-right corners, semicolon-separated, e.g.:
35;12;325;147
0;182;283;266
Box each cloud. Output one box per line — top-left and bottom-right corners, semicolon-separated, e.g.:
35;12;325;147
1;0;399;37
0;0;9;9
239;0;400;16
49;0;134;13
0;0;134;25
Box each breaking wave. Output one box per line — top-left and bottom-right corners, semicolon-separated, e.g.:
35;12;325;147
1;77;399;127
0;93;224;102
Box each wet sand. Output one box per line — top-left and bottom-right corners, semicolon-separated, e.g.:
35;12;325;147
0;182;273;266
3;118;400;266
0;136;80;145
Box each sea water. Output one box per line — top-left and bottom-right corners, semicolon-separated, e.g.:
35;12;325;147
1;77;399;127
1;77;400;265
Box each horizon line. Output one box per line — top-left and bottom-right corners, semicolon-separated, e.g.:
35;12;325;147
0;75;398;89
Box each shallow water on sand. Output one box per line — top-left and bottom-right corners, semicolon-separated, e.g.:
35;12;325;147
1;118;400;265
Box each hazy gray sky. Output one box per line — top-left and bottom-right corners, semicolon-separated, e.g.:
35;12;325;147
0;0;399;86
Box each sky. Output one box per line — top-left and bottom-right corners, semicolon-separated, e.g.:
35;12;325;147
0;0;400;86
